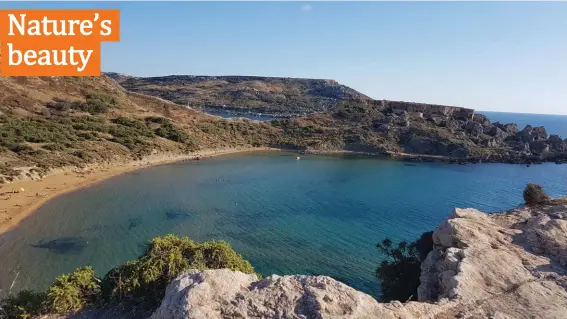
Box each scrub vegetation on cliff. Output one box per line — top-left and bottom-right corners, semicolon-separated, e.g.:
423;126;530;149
0;235;255;319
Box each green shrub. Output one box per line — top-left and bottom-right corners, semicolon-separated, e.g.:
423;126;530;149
376;231;433;302
72;150;92;161
1;235;254;317
1;290;46;319
42;143;67;151
112;117;154;137
44;267;101;315
76;131;97;141
80;92;117;114
0;117;72;147
154;123;189;143
145;116;171;125
46;99;83;112
101;234;254;306
9;144;34;154
523;183;550;206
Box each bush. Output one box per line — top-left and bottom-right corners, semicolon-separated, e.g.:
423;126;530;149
1;235;255;317
9;144;34;154
44;267;101;314
42;143;67;151
376;231;433;302
72;150;92;161
101;234;254;306
154;123;189;143
46;99;76;112
523;183;549;206
1;290;46;319
81;92;117;114
145;116;171;125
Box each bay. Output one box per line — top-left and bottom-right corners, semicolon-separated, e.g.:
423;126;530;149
0;151;566;298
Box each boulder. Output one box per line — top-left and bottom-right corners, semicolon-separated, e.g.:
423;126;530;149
473;113;492;127
532;126;548;141
529;141;550;156
427;116;445;126
503;123;519;135
548;134;566;152
488;126;507;138
516;126;535;143
465;121;483;137
445;119;460;130
409;112;423;119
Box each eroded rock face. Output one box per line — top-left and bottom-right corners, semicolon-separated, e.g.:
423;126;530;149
151;205;567;319
149;269;440;319
418;206;567;318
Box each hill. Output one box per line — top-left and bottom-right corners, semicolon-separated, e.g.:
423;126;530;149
0;75;279;183
1;74;567;185
107;73;567;164
104;73;371;117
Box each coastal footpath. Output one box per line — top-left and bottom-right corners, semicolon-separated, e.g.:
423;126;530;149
149;203;567;319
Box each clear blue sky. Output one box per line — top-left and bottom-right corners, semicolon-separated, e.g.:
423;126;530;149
2;2;566;115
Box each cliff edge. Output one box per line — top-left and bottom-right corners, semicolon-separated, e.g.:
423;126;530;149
150;204;567;319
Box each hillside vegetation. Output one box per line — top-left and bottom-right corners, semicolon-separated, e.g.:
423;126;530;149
1;74;566;184
106;73;370;117
0;76;279;183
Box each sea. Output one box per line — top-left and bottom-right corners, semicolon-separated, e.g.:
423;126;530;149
0;112;566;299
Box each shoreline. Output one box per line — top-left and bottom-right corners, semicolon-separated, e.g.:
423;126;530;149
0;147;280;236
1;146;562;236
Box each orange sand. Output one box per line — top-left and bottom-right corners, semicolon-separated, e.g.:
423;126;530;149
0;147;280;235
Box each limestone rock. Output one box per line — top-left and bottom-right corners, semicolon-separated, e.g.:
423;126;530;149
532;126;548;140
530;141;550;156
418;206;567;318
548;134;566;152
465;121;484;137
151;205;567;319
150;269;434;319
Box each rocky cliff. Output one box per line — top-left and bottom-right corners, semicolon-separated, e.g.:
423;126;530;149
150;203;567;319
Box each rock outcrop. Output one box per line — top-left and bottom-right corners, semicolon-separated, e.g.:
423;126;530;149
151;204;567;319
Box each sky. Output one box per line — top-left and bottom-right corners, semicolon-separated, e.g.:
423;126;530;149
1;1;566;115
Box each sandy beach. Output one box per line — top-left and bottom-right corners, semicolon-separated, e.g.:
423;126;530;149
0;147;280;235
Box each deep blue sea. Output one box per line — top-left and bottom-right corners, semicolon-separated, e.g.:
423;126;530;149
0;112;566;299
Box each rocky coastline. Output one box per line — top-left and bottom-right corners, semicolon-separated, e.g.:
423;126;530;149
104;74;567;165
148;203;567;319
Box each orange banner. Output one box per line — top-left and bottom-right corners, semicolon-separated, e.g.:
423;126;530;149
0;9;119;76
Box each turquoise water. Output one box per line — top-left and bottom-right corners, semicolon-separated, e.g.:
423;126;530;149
0;151;566;298
482;111;567;138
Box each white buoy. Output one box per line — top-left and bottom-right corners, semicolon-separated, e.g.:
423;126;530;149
296;156;301;160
